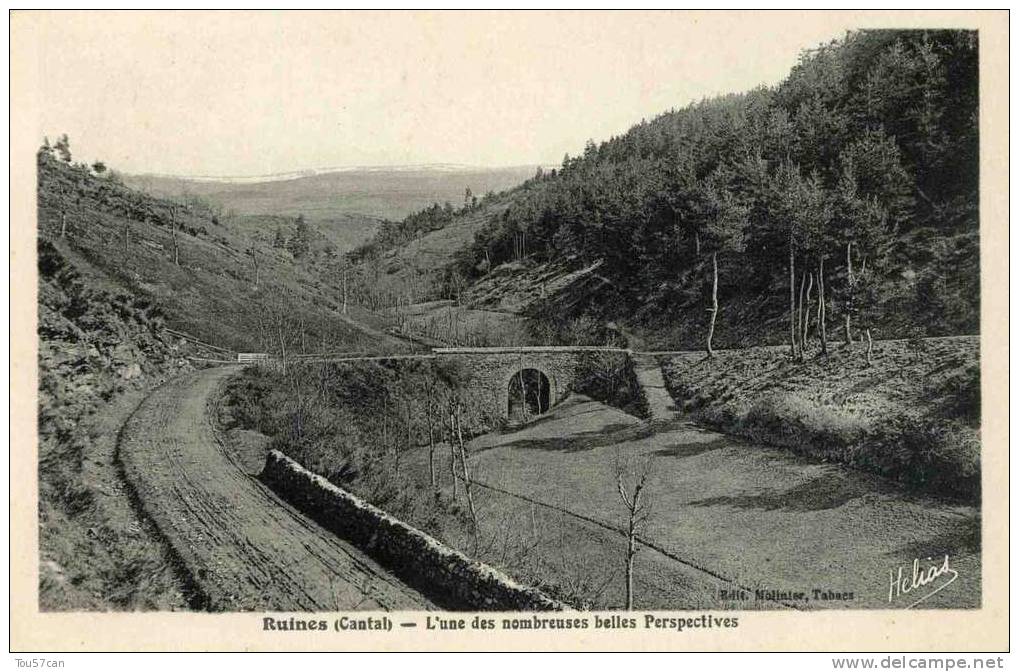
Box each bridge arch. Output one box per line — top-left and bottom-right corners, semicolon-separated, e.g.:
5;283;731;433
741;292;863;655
431;346;631;424
507;368;552;420
499;361;559;424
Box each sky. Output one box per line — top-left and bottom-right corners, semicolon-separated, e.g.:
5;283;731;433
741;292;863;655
20;11;862;177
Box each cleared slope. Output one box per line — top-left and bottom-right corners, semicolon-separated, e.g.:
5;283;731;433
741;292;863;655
38;154;411;354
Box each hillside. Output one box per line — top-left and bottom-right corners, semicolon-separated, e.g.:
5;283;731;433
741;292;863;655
37;238;196;609
36;148;425;610
37;152;411;355
123;165;540;222
349;30;980;351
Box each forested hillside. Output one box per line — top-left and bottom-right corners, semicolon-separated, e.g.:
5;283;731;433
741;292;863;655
354;30;979;350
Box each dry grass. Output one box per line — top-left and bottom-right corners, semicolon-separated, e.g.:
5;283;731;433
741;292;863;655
660;337;980;500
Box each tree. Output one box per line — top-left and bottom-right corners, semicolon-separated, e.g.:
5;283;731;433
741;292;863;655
700;177;749;357
272;226;287;249
258;285;296;374
828;158;891;345
615;450;654;610
38;137;55;158
798;173;833;356
54;134;71;163
288;214;312;259
170;203;181;265
91;161;107;174
248;247;260;288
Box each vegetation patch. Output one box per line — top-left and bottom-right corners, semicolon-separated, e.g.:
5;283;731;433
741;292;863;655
37;240;197;610
660;338;980;501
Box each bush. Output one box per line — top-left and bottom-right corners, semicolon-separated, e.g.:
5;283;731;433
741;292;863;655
925;362;981;426
863;415;979;500
741;392;869;455
736;392;979;502
572;352;648;419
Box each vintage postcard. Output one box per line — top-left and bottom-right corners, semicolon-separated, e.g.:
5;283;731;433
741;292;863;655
9;9;1009;652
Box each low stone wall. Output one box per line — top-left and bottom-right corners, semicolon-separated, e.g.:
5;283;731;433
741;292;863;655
261;450;563;611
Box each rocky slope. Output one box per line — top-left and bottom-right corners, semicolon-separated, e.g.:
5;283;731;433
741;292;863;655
38;239;197;609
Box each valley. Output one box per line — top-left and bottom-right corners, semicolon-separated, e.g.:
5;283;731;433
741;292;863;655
34;26;983;614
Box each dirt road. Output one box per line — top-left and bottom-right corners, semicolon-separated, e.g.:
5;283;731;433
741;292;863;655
118;366;431;611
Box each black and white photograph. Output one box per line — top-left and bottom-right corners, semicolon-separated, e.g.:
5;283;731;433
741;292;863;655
11;8;1009;653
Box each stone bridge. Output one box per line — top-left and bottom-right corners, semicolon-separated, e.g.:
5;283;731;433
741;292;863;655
431;346;630;423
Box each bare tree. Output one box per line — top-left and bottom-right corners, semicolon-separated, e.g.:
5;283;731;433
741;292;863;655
706;251;718;357
615;450;654;610
423;377;440;491
342;266;349;314
259;286;295;374
817;256;828;355
800;272;814;351
844;241;855;344
248;247;260;288
169;203;181;266
450;400;478;541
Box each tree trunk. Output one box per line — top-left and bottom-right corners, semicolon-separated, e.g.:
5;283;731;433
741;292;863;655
789;235;797;359
802;272;814;348
695;231;701;257
342;269;348;314
706;251;718;358
454;408;478;540
448;415;459;501
518;365;528;421
171;207;180;265
60;211;67;238
845;242;854;345
276;325;287;375
427;419;436;490
866;329;874;366
796;270;807;359
123;222;129;253
625;520;635;610
251;250;259;288
818;257;828;355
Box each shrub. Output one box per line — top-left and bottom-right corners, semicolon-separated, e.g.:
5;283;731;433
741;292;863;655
572;352;649;419
925;362;981;426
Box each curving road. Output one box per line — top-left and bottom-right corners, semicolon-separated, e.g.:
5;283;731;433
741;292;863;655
118;366;431;611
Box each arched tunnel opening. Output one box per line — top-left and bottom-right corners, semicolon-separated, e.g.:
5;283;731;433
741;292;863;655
508;368;551;422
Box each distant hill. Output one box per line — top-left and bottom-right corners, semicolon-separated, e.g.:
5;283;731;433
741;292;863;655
123;165;541;222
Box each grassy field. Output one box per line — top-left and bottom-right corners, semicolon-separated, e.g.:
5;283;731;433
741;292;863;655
658;337;980;500
221;339;981;609
444;395;980;610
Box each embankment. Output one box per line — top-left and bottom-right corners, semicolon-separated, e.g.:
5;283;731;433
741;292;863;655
261;449;563;611
659;337;980;501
